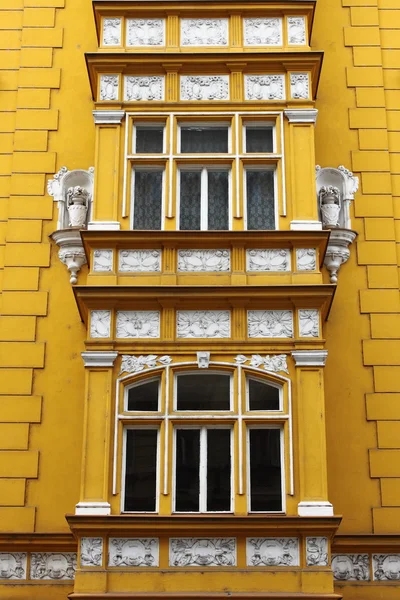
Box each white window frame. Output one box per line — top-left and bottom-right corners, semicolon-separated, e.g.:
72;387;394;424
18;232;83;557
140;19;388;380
174;370;233;412
132;121;166;154
130;164;166;230
246;374;283;412
242;120;276;154
243;164;278;231
124;376;161;412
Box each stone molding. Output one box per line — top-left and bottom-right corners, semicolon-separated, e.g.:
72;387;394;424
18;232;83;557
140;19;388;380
87;220;121;230
92;110;125;124
169;538;236;567
246;538;299;567
306;537;329;566
298;501;334;516
80;352;118;368
291;351;328;367
109;538;159;567
284;109;318;124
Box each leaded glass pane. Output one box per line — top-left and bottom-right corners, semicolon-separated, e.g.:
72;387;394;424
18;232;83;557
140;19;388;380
207;429;231;511
133;170;162;230
124;429;157;512
208;171;229;230
246;127;273;153
246;170;275;230
180;170;201;230
249;428;282;512
181;127;228;153
175;429;200;512
135;127;164;153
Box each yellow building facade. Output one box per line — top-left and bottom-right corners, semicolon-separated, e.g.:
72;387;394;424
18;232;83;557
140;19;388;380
0;0;399;598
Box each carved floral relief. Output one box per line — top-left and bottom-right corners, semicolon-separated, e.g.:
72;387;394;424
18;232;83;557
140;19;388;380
108;539;159;567
102;18;122;46
119;354;172;375
93;250;113;272
30;553;77;580
244;18;283;46
246;538;299;567
80;538;103;568
100;75;119;101
373;554;400;580
116;311;160;338
332;554;370;581
177;310;231;338
119;250;161;272
180;76;229;101
290;73;309;99
177;250;230;272
0;553;27;580
170;538;236;567
296;248;316;271
235;354;289;374
181;19;228;46
246;249;290;272
306;538;328;567
90;310;111;338
127;19;165;46
248;310;294;338
245;75;285;101
287;17;306;45
298;309;320;338
124;76;164;101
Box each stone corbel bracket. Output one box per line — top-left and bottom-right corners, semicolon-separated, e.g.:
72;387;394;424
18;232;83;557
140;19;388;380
51;229;87;285
324;228;357;284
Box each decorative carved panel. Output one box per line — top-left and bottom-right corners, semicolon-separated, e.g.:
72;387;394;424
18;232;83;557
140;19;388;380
298;309;319;338
332;554;370;581
245;75;285;101
244;18;283;46
126;19;165;46
108;539;159;567
246;249;290;272
248;310;294;338
235;354;289;374
102;18;122;46
80;538;103;568
287;17;306;45
177;249;230;272
181;19;228;46
170;538;236;567
93;249;113;272
30;553;77;580
306;538;328;567
180;76;229;101
246;538;299;567
290;73;309;99
90;310;111;338
373;554;400;581
116;311;160;338
119;354;172;375
124;76;164;101
177;310;231;338
119;249;161;272
0;553;27;580
100;75;119;101
296;248;316;271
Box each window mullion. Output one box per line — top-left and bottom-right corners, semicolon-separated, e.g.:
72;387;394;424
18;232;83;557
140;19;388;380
201;167;208;231
199;427;207;512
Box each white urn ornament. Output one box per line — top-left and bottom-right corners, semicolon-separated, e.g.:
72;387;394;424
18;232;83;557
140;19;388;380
319;186;341;228
66;186;90;228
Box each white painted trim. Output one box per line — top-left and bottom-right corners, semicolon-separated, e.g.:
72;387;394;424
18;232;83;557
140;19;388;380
87;221;121;231
298;501;334;517
81;351;118;368
284;109;318;124
75;502;111;515
292;350;328;367
290;220;322;231
93;110;125;124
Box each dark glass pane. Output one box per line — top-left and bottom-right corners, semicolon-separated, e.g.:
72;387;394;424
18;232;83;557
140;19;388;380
248;378;280;411
208;171;229;230
175;429;200;512
246;127;273;153
177;374;230;411
127;379;159;411
246;170;275;230
133;170;162;230
136;127;164;153
181;127;228;153
124;430;157;511
180;171;201;230
249;429;282;511
207;429;231;511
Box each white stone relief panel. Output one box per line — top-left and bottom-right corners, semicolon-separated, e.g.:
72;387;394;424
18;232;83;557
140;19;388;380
170;538;236;567
245;75;285;101
127;19;165;46
290;73;309;99
90;310;111;338
80;538;103;568
0;553;27;580
248;310;294;338
124;76;164;102
116;311;160;338
246;538;299;567
296;248;317;271
93;249;113;272
332;554;370;581
100;75;119;101
119;354;172;375
102;18;122;46
287;17;306;45
298;309;320;338
177;310;230;338
30;553;77;580
244;18;283;46
306;538;328;567
235;354;289;374
119;249;161;272
373;554;400;580
178;250;230;272
109;538;159;567
181;19;228;46
246;249;290;272
181;76;229;101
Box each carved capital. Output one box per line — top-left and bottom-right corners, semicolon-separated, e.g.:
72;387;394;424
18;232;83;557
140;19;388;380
291;350;328;367
284;109;318;124
92;110;125;124
81;352;118;368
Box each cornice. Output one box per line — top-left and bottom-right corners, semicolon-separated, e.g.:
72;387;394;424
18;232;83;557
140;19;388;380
0;533;75;552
